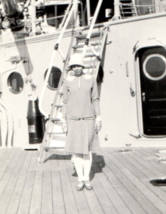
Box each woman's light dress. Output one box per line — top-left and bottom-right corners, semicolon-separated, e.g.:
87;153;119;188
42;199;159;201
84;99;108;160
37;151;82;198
62;75;100;155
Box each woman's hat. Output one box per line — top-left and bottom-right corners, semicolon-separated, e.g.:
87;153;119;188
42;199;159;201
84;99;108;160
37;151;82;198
68;53;85;68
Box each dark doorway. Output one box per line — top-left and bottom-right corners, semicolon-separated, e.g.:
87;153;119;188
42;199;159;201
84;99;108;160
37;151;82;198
90;0;114;23
138;47;166;136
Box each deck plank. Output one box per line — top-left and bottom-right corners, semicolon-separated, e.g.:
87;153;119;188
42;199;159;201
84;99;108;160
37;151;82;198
5;151;33;214
122;167;166;214
41;170;53;214
113;150;156;180
58;155;78;214
29;170;43;214
120;148;156;177
0;149;10;169
1;147;166;214
0;149;22;200
50;154;66;214
130;149;165;177
112;149;166;205
92;153;132;214
0;150;27;213
112;150;148;179
138;148;166;174
112;148;166;213
17;151;37;214
100;148;162;214
0;148;18;179
91;157;119;214
65;155;92;214
92;154;146;214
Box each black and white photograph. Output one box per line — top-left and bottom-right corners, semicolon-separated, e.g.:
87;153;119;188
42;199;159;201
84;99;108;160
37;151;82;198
0;0;166;213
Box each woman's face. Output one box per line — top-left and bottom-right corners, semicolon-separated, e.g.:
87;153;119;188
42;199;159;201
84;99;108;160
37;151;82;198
72;65;83;76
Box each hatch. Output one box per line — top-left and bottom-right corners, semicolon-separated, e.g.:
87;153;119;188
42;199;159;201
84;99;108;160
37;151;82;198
135;44;166;136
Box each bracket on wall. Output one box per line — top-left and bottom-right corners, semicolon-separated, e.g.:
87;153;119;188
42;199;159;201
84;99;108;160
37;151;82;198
129;132;142;139
8;56;27;64
130;83;135;97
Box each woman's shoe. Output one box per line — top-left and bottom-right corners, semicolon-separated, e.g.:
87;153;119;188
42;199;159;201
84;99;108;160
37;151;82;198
84;181;93;190
76;181;84;191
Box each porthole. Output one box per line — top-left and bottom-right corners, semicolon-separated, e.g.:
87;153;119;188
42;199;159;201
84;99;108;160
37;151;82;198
8;72;24;94
143;54;166;80
44;66;61;90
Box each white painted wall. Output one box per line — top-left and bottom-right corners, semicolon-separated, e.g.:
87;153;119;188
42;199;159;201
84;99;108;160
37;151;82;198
1;13;166;148
100;14;166;147
0;33;72;147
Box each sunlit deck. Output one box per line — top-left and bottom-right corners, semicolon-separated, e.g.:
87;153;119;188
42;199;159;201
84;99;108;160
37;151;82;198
0;147;166;214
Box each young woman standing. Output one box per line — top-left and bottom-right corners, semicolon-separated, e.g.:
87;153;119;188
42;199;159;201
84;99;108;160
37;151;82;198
62;53;102;191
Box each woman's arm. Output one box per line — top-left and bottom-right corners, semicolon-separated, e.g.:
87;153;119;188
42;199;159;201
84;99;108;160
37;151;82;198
62;80;68;134
62;79;68;121
92;77;101;118
92;77;102;133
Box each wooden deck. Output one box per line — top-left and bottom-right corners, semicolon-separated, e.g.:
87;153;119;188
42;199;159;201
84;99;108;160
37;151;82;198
1;147;166;214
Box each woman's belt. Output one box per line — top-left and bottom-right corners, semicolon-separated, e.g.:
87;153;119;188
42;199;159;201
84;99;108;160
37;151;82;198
67;116;95;120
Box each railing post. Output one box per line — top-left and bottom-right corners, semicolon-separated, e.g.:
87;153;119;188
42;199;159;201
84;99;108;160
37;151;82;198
30;0;36;36
86;0;91;25
83;0;103;57
113;0;121;20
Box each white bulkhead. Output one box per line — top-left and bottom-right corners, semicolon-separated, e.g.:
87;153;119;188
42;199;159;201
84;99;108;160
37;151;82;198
101;14;166;147
1;0;166;148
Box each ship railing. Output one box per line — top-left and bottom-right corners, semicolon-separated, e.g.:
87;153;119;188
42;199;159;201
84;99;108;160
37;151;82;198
45;2;84;29
118;3;166;18
134;4;166;13
39;0;78;119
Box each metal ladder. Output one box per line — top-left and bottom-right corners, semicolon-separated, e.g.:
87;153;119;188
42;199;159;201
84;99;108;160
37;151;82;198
38;26;108;164
119;0;137;18
38;0;108;164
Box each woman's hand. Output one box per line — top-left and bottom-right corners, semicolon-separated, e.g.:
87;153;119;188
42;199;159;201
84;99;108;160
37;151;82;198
62;121;68;134
95;120;102;134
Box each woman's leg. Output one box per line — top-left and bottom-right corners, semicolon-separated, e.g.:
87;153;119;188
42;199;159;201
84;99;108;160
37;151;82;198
73;154;84;182
83;152;92;181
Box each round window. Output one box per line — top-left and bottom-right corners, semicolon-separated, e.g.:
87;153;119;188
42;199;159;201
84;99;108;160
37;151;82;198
44;66;61;90
8;72;24;94
143;54;166;80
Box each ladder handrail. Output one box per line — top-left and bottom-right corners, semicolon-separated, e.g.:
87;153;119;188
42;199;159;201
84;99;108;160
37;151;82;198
54;0;78;50
58;0;73;30
39;0;78;119
85;0;103;45
38;33;76;163
83;0;103;57
94;27;108;79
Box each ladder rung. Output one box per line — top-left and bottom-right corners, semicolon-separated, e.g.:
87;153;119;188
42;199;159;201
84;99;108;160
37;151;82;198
121;7;135;9
121;3;134;5
55;105;63;108
52;118;62;122
85;54;96;58
47;132;64;135
44;147;70;155
123;12;135;14
83;23;104;31
72;42;101;49
75;32;101;40
120;0;133;2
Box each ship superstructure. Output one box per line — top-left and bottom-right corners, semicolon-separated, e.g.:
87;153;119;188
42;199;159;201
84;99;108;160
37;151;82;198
0;0;166;150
